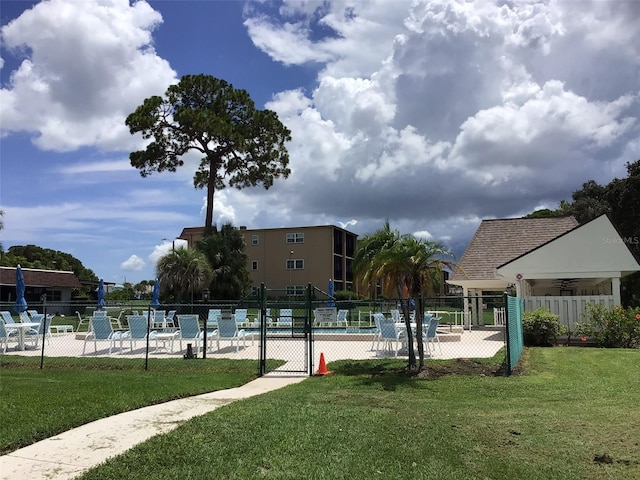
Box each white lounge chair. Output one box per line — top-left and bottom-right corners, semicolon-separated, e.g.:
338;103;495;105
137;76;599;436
336;309;349;327
277;308;293;327
122;315;156;353
376;313;407;357
83;316;126;355
0;319;18;353
175;315;205;354
213;317;247;352
234;309;248;327
423;316;442;357
25;314;53;347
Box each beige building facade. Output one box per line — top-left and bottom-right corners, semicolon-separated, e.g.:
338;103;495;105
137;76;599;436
179;225;358;294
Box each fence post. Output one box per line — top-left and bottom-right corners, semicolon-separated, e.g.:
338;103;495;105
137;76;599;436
202;302;208;360
504;293;511;376
40;294;47;370
306;282;313;376
259;283;266;377
145;305;151;371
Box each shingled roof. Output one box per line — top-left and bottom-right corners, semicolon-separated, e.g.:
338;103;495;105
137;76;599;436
0;267;82;289
450;216;579;281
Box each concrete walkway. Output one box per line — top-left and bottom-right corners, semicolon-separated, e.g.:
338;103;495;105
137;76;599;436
0;372;308;480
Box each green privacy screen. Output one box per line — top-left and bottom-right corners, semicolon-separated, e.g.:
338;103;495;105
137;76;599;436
506;296;524;374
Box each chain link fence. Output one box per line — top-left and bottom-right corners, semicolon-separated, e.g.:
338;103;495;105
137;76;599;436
1;293;509;373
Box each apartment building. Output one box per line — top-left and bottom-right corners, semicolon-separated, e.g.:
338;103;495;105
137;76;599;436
178;225;358;294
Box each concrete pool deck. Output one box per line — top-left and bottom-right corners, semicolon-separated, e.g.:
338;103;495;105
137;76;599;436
2;327;506;366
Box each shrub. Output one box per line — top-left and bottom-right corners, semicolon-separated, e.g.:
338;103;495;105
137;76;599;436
575;304;640;348
522;307;567;346
334;290;362;301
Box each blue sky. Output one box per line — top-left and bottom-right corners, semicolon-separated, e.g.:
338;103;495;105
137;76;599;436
1;0;639;285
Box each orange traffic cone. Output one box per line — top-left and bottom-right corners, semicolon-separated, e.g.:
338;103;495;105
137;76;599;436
314;352;331;376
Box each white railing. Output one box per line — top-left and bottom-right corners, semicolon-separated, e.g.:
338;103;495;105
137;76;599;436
524;295;615;332
493;307;506;326
450;310;472;329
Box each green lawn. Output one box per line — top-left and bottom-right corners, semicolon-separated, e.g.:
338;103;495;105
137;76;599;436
0;356;266;453
3;349;639;479
75;348;640;480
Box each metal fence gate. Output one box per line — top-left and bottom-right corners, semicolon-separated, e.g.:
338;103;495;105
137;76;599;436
248;283;332;376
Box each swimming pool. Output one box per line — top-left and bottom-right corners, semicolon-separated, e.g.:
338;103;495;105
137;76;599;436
241;326;377;341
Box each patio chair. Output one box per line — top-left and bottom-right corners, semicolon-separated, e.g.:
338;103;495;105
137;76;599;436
122;315;155;353
336;309;349;327
207;309;221;329
27;310;39;320
19;311;32;323
213;317;247;352
423;316;442;357
165;310;176;328
234;309;248;327
0;319;18;353
75;311;89;332
378;314;407;357
25;314;53;348
1;311;17;325
150;310;166;330
109;310;124;329
371;312;384;350
175;315;206;354
83;316;126;355
277;308;293;327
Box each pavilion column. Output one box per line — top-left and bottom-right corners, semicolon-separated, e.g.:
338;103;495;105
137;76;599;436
462;286;470;329
611;277;621;306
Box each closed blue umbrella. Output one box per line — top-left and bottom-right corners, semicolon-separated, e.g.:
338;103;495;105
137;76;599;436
150;279;160;308
97;278;105;310
327;278;335;307
14;264;28;313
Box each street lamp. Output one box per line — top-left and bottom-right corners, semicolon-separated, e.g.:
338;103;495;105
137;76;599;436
162;238;175;251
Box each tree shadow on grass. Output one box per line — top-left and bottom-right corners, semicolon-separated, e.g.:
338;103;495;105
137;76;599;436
327;358;508;391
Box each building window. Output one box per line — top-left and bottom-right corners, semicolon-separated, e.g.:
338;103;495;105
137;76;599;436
47;290;62;302
345;258;353;282
286;259;304;269
345;233;356;257
252;261;258;271
286;285;304;296
251;234;259;245
286;232;304;243
334;229;343;254
334;255;343;280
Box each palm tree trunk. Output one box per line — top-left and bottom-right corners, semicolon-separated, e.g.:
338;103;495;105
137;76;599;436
397;279;415;369
415;293;425;368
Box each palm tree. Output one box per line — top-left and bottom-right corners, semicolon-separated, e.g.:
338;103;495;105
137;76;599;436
354;222;458;370
156;247;212;303
353;220;398;298
404;237;458;368
197;223;251;299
